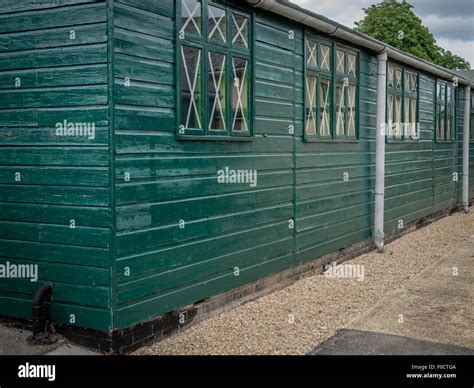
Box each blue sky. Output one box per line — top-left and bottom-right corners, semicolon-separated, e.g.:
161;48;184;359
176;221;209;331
291;0;474;68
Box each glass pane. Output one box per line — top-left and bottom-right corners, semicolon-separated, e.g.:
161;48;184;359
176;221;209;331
306;40;318;68
404;96;410;127
335;81;346;136
319;78;331;136
208;5;226;44
181;0;202;37
305;75;317;135
208;52;227;131
388;66;394;88
411;73;417;92
450;106;455;139
394;95;402;137
348;53;357;76
181;46;202;129
395;69;402;90
440;109;445;140
471;112;474;138
336;49;345;74
347;85;356;137
410;98;416;128
387;94;394;136
232;57;249;132
440;84;445;139
232;13;249;49
320;44;330;71
405;72;411;93
446;107;451;139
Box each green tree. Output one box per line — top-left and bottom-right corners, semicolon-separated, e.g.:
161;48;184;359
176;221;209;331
354;0;470;70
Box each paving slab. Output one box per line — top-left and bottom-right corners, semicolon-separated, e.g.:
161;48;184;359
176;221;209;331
310;235;474;355
46;344;100;356
0;324;62;356
310;329;474;355
347;235;474;349
0;323;100;356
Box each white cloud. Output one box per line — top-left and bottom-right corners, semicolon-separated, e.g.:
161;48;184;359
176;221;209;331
291;0;474;68
437;38;474;67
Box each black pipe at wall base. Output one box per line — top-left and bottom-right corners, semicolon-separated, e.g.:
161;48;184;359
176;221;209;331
27;283;57;346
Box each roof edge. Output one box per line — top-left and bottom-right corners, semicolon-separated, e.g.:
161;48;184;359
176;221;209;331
247;0;473;87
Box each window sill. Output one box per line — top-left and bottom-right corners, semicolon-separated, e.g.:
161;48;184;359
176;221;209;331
434;140;456;144
177;134;254;142
386;138;420;144
304;138;359;144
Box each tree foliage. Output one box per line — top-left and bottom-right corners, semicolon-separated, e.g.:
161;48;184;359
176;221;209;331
354;0;470;70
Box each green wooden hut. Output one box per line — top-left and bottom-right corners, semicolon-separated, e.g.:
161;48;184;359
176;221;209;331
0;0;472;349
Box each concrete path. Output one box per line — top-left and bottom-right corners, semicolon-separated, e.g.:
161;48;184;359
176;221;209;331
0;323;100;355
311;235;474;355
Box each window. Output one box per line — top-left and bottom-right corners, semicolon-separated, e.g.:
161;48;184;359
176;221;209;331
304;35;358;141
470;91;474;140
386;64;418;140
335;48;358;139
178;0;252;139
435;80;455;142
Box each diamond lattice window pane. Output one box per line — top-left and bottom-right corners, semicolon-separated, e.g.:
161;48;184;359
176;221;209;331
387;94;394;136
388;66;394;88
232;57;249;132
181;0;202;37
305;75;317;135
395;69;402;89
405;72;411;92
319;78;331;136
395;95;402;136
404;96;410;129
306;40;318;68
320;44;330;71
336;50;345;74
208;5;226;44
181;45;202;129
410;98;417;131
336;81;346;135
232;13;249;49
348;85;356;136
208;52;227;131
348;53;357;76
411;74;417;92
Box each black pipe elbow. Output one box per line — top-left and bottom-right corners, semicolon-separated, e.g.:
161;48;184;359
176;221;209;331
27;283;55;345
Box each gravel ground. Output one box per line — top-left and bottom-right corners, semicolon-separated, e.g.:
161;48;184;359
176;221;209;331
134;211;474;355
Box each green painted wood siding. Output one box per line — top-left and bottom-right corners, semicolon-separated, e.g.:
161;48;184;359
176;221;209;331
111;0;471;330
0;0;470;332
0;0;112;331
113;0;295;328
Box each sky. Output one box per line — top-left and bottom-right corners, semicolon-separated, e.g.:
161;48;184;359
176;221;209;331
291;0;474;68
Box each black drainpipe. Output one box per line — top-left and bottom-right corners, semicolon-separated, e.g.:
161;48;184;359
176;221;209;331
27;283;56;345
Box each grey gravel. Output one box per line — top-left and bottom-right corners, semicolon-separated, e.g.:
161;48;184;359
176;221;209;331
135;212;473;355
